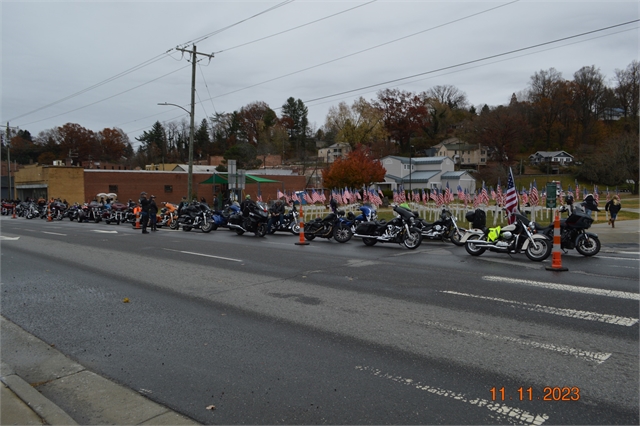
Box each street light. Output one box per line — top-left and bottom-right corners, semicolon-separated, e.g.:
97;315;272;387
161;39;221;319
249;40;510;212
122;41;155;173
158;102;194;199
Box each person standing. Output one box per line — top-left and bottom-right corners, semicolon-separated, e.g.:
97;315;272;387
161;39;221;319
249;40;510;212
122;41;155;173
581;193;599;217
605;195;622;228
149;195;159;231
139;192;150;234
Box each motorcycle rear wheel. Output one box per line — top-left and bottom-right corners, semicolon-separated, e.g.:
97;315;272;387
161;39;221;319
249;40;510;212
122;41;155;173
304;233;316;241
575;234;601;257
465;234;486;256
362;238;377;246
182;226;192;232
525;238;552;262
256;223;267;237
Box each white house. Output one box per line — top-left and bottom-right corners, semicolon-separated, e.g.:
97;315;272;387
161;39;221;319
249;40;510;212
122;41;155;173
528;151;574;166
377;155;476;194
318;143;351;163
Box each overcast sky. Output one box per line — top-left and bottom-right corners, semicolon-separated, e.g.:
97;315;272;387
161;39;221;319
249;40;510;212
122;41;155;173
2;0;638;149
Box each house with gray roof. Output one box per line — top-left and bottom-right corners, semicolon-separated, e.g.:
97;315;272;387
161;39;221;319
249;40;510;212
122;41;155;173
377;155;476;194
528;151;574;166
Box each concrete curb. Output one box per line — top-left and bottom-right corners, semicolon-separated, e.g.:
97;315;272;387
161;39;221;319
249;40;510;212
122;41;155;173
1;370;78;425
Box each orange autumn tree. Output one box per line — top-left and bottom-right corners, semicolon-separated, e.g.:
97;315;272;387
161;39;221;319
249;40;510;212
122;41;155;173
322;144;386;189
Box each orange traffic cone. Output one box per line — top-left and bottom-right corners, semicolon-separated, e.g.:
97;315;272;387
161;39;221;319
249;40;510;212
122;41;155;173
47;204;53;222
11;205;17;219
295;203;309;246
135;213;141;229
545;210;568;272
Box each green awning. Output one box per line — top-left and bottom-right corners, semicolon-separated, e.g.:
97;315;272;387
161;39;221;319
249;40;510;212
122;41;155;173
199;173;280;185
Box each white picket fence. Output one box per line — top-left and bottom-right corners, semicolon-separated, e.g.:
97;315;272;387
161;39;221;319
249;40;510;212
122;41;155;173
298;202;598;225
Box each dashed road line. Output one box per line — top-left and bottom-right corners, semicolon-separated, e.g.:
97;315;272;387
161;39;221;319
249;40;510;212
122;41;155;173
483;275;640;300
42;231;67;236
163;248;242;262
356;365;549;425
441;290;638;326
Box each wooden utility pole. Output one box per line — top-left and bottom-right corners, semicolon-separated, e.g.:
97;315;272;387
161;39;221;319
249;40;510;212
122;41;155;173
175;45;214;199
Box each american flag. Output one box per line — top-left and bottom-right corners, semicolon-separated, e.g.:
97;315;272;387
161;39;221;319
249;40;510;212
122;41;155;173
437;188;444;206
574;180;580;200
444;182;452;205
277;189;284;199
473;191;480;208
320;190;326;203
377;189;384;205
606;187;610;202
430;189;437;203
355;190;362;201
521;188;528;205
504;167;518;224
412;190;419;203
496;178;503;206
457;185;464;201
490;186;496;201
311;189;321;204
304;191;313;204
343;188;351;204
464;189;470;207
480;182;489;205
257;192;263;203
594;186;599;204
292;191;299;203
529;180;539;206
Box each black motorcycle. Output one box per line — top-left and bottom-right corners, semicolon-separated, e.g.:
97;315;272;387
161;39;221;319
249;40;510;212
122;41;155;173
538;205;600;256
267;205;301;235
177;201;214;233
63;203;81;221
351;205;423;249
227;201;269;237
78;201;104;223
415;207;466;246
104;202;129;225
303;208;352;243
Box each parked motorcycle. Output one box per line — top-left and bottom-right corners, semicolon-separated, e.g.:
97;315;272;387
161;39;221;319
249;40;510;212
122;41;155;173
63;203;81;221
177;201;214;233
208;203;241;231
461;209;552;262
104;202;129;225
48;201;67;220
227;201;269;237
78;201;103;223
303;208;353;243
351;204;423;249
267;205;301;235
415;207;466;246
156;202;178;228
1;202;14;215
537;205;600;256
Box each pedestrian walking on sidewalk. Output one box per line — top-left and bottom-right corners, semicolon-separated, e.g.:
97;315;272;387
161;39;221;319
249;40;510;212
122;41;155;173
605;195;622;228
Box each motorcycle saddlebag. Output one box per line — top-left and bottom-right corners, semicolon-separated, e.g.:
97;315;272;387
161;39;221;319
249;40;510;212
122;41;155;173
355;222;377;234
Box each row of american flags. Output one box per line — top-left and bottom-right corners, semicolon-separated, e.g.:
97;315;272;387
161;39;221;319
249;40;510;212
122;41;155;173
255;176;616;214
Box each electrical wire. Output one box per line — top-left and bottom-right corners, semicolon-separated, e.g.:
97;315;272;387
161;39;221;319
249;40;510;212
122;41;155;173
201;0;521;103
301;19;640;105
213;0;377;54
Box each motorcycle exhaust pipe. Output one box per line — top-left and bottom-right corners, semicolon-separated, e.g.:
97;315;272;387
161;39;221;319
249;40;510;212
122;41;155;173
228;223;247;232
352;233;390;241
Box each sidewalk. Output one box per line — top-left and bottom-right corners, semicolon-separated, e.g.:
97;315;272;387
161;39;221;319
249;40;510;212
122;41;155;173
0;316;199;425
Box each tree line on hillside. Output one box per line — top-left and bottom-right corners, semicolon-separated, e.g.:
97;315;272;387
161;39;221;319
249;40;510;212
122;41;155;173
1;61;638;193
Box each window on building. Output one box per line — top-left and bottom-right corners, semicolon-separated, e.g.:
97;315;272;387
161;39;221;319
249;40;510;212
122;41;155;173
481;158;485;162
109;185;118;193
165;185;173;193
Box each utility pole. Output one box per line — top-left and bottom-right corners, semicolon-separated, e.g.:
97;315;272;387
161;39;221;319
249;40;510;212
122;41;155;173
175;45;214;199
5;122;12;200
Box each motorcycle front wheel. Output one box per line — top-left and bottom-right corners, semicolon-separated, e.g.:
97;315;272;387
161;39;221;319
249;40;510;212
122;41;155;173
201;222;214;233
450;228;466;246
304;233;316;241
333;223;353;243
525;238;552;262
170;220;179;230
465;234;486;256
290;223;301;234
575;234;601;257
403;229;423;250
235;229;245;235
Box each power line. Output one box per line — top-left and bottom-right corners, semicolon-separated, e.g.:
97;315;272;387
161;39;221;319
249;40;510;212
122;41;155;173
213;0;378;54
301;19;640;105
201;0;521;103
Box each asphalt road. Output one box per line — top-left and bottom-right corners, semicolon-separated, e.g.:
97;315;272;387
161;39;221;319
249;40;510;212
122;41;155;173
1;216;638;425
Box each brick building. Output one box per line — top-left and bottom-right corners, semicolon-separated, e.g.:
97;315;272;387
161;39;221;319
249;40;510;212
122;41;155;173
13;165;306;204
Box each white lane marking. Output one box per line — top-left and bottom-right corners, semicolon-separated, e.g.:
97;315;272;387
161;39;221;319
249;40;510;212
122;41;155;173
92;230;118;234
356;365;549;425
618;251;640;255
476;257;544;269
598;255;640;262
0;236;20;240
413;320;611;364
441;291;638;327
42;231;67;236
483;275;640;301
163;248;242;262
